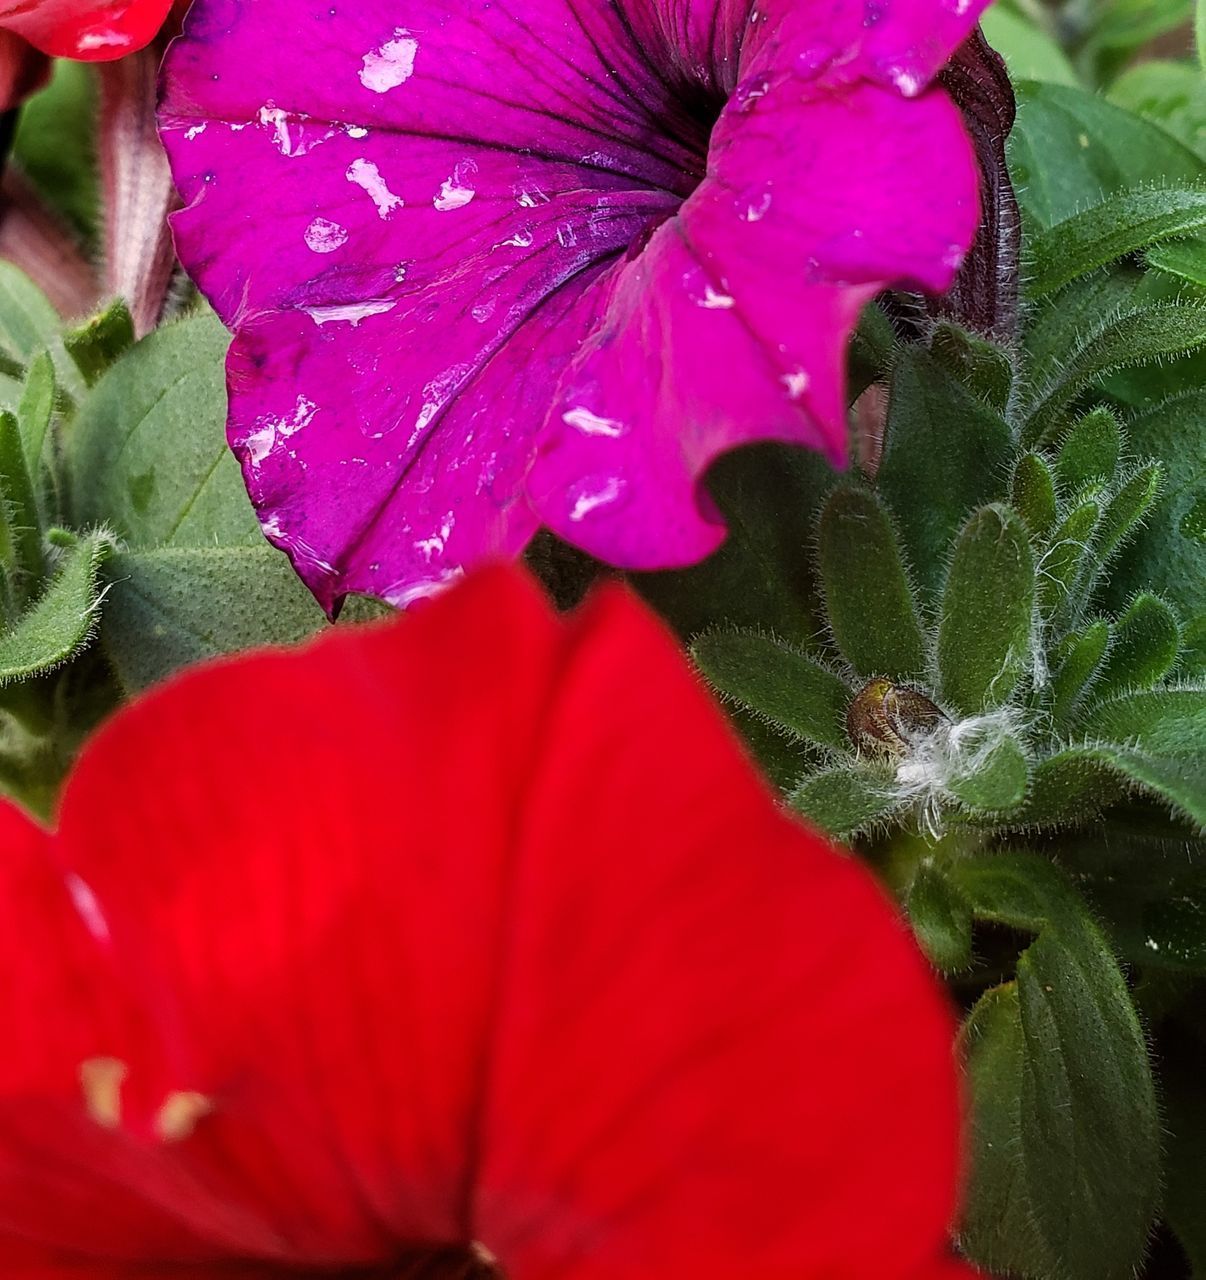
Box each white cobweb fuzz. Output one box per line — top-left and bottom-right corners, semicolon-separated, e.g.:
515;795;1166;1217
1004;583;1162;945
888;706;1026;839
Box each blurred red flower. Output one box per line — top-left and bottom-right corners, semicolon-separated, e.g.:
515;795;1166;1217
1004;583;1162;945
0;0;175;112
0;567;977;1277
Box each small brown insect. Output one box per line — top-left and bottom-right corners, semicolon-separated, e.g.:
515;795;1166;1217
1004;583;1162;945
846;678;949;759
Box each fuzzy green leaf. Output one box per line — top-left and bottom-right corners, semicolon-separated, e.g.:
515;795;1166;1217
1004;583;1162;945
69;309;258;550
1097;593;1181;697
1081;688;1206;757
0;411;43;591
1146;235;1206;288
1010;82;1206;231
1028;186;1206;298
1055;407;1122;495
939;506;1036;715
100;545;367;692
817;487;927;680
63;299;136;387
637;444;836;644
1051;618;1111;723
927;323;1014;412
1039;499;1100;617
1097;463;1164;568
0;533;112;685
1022;303;1206;447
692;629;850;751
1011;454;1058;541
0;264;84;404
949;732;1030;816
16;352;54;487
907;862;973;973
955;854;1160;1280
1023;744;1205;828
1102;391;1203;673
877;348;1014;606
787;763;900;839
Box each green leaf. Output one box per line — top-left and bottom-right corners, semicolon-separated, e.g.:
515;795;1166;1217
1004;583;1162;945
0;265;85;405
955;853;1160;1280
1101;392;1204;672
100;545;335;692
1097;593;1181;697
63;299;136;387
1081;688;1206;757
981;7;1079;86
787;763;901;839
637;444;836;645
691;628;851;751
1022;268;1143;396
939;506;1036;715
1020;744;1205;828
817;486;927;680
1146;235;1206;288
1011;453;1058;540
877;348;1015;606
1110;59;1206;162
927;322;1015;413
0;533;112;685
1021;302;1206;447
16;352;55;487
1019;747;1130;826
1051;618;1111;723
0;412;43;590
1039;499;1100;617
949;732;1031;816
69;309;259;549
1010;81;1206;232
1097;462;1164;568
907;862;973;973
1055;407;1122;495
1028;186;1206;297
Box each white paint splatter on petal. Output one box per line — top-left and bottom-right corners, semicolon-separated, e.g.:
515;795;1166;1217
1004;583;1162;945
435;162;478;211
185;123;207;141
347;158;404;218
563;407;625;438
570;478;625;522
781;369;810;399
245;395;319;466
305;299;397;327
360;29;419;93
698;285;735;309
305;218;349;253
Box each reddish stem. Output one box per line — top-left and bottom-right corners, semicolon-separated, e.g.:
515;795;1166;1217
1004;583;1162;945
0;168;98;319
96;40;179;338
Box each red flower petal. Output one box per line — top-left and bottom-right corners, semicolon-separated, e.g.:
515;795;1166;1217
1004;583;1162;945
0;0;173;60
0;31;48;111
1;567;967;1275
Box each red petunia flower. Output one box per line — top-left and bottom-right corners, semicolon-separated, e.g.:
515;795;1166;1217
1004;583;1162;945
0;0;174;61
0;567;977;1278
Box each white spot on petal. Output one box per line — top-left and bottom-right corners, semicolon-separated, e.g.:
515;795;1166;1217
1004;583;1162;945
360;29;418;93
781;369;810;399
563;406;625;438
570;477;625;522
347;157;404;218
305;218;348;253
305;299;397;327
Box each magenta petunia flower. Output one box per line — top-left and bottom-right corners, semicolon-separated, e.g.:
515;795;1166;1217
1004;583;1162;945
159;1;988;612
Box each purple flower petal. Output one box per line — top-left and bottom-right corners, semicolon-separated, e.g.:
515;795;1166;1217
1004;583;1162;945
160;0;989;611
